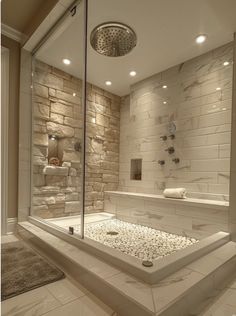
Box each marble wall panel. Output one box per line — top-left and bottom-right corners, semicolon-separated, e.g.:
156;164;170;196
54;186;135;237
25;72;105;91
119;42;233;201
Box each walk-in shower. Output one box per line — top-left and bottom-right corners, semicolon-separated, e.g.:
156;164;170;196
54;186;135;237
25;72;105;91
28;0;234;270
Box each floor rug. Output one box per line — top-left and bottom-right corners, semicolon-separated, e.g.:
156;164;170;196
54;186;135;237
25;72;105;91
1;240;65;301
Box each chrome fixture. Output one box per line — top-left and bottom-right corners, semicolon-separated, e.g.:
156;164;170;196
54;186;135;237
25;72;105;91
158;160;165;165
172;158;180;164
165;147;175;154
160;135;167;141
90;22;137;57
69;226;74;235
168;134;175;140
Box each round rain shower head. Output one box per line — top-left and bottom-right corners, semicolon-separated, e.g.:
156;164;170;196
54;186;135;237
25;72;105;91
90;22;137;57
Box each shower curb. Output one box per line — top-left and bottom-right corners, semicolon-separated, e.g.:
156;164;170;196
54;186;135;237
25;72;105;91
27;216;230;284
18;221;236;316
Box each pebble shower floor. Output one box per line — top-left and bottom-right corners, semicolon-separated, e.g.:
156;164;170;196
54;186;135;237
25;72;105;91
76;219;198;261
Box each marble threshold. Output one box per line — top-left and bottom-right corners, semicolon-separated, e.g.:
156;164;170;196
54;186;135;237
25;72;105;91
17;221;236;316
105;191;229;210
28;215;230;284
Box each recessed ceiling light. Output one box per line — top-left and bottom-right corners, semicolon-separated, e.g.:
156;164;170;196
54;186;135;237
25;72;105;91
223;61;229;66
163;101;167;104
105;81;112;86
162;85;167;89
130;71;137;77
72;92;76;97
63;58;71;65
216;87;221;91
195;34;207;44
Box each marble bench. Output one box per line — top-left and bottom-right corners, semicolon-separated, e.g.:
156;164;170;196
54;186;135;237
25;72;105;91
104;191;229;239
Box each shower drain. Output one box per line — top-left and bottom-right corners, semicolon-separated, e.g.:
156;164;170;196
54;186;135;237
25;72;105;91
106;231;119;236
142;260;153;267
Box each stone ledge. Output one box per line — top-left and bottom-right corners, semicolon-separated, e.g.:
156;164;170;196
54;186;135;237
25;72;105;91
43;165;69;176
105;191;229;210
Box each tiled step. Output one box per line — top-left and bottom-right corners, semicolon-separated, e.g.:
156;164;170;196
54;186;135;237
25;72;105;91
18;222;236;316
28;216;230;284
156;242;236;315
197;278;236;315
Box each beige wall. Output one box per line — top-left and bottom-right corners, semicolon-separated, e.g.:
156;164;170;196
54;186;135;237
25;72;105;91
1;35;21;218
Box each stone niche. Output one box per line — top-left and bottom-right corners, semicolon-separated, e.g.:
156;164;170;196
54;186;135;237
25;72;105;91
32;59;120;219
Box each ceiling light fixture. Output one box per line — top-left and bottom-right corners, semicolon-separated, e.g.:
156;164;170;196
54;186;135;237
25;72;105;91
73;92;76;97
223;61;229;66
130;71;137;77
105;81;112;86
162;85;167;89
63;58;71;65
163;101;167;104
216;87;221;91
195;34;207;44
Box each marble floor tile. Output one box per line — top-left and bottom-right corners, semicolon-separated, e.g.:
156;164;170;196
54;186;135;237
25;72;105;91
42;294;115;316
46;278;88;305
152;268;203;313
106;272;155;312
1;235;19;244
199;283;236;315
1;286;61;316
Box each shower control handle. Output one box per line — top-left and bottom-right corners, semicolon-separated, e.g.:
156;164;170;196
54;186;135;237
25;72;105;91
165;147;175;154
160;135;167;141
172;158;180;164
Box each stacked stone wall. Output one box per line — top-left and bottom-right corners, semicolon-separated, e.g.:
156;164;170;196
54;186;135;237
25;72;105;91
32;60;120;218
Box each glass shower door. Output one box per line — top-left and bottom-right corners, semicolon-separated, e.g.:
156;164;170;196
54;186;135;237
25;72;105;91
30;0;88;238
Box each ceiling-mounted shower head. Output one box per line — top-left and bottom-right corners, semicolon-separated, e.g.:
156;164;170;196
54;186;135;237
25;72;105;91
90;22;137;57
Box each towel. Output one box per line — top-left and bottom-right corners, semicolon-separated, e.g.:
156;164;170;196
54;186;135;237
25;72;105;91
163;188;187;199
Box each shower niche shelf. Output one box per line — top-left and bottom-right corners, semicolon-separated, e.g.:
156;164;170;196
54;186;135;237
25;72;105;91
130;159;142;180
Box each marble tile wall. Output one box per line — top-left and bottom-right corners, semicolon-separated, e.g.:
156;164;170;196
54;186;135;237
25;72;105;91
119;43;233;202
32;60;120;218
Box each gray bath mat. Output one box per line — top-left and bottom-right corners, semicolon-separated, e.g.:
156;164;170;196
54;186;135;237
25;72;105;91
1;240;65;301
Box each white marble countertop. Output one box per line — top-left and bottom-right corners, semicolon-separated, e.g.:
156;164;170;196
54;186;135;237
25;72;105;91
105;191;229;210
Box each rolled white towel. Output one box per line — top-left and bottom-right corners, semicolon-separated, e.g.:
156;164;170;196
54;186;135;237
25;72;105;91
163;188;187;199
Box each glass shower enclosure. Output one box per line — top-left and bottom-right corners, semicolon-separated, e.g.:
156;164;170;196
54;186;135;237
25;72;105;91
29;0;234;251
30;0;87;237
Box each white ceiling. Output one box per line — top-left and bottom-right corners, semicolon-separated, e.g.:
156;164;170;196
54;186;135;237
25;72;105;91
36;0;236;96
